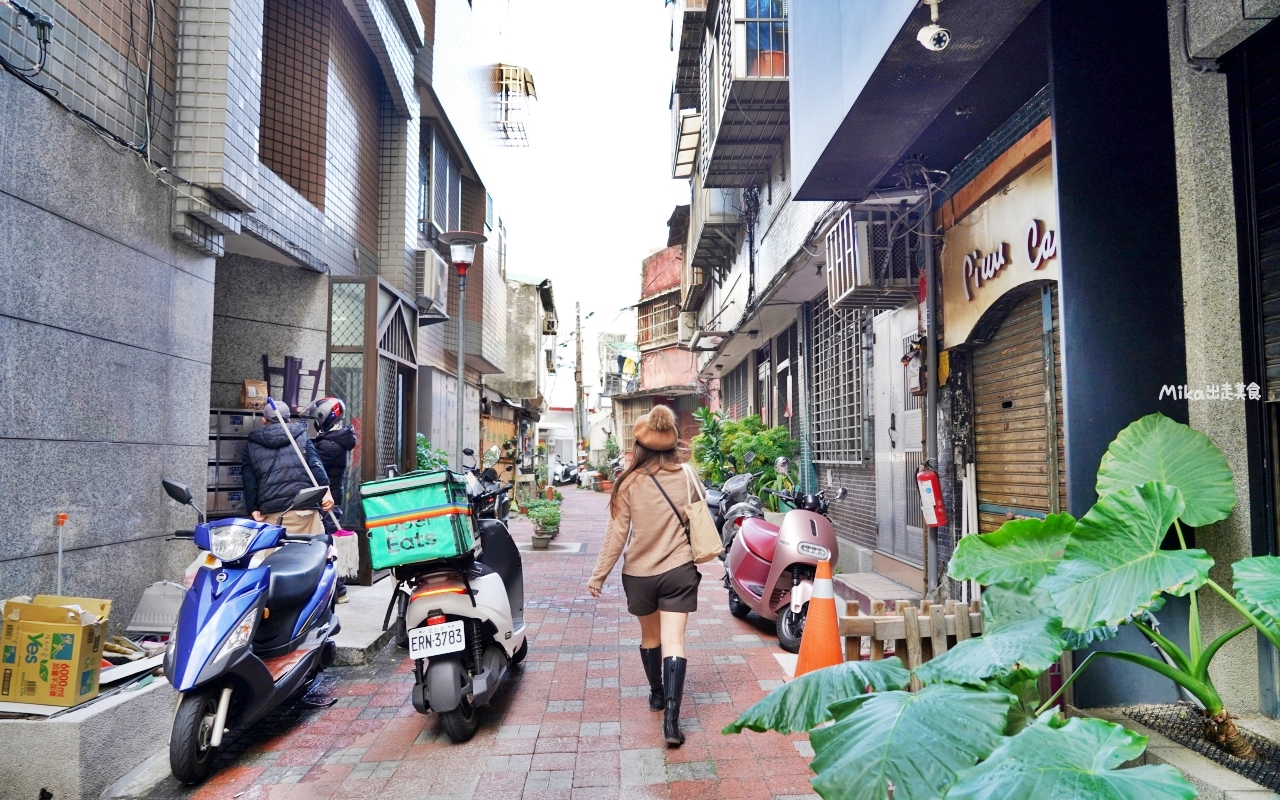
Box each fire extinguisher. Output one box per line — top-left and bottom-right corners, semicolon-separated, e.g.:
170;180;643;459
916;460;948;527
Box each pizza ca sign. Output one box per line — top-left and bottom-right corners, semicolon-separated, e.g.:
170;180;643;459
961;218;1058;301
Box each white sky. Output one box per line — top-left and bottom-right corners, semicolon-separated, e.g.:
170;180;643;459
495;0;690;406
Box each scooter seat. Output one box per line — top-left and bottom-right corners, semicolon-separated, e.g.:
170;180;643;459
740;517;781;562
262;541;328;609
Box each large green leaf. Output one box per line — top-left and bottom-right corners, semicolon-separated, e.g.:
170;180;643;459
1096;413;1235;527
809;685;1010;800
915;581;1064;688
1044;482;1213;631
1232;556;1280;643
946;716;1196;800
948;514;1074;585
722;658;911;735
1060;624;1120;651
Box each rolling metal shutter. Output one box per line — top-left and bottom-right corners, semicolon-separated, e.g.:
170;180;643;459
721;359;750;420
1238;22;1280;399
972;286;1065;532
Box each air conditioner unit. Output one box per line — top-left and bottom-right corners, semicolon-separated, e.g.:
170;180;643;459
825;206;921;311
542;316;557;336
415;247;449;320
679;312;697;343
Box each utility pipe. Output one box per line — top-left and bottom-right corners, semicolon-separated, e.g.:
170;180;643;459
924;212;940;593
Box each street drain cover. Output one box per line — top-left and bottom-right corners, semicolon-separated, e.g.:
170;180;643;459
1124;701;1280;790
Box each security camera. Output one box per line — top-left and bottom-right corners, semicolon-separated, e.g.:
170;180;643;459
917;23;950;51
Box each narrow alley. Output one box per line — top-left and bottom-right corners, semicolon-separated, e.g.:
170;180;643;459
128;490;816;800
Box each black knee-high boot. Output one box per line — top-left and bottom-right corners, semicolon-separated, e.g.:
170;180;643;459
639;647;664;711
662;656;687;746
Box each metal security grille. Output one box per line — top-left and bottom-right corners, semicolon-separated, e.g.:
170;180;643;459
376;356;399;472
638;296;680;345
826;207;923;310
721;359;750;420
811;291;863;463
432;130;449;233
330;352;363;524
330;283;365;347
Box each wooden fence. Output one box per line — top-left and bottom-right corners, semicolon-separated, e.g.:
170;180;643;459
839;600;984;691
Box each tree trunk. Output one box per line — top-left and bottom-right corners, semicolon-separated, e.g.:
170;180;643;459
1203;709;1258;759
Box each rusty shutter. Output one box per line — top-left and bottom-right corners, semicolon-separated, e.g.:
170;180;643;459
972;286;1065;532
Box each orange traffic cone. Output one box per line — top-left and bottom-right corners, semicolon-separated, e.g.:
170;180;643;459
794;559;843;677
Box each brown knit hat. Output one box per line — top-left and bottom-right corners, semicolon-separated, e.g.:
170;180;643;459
633;405;678;451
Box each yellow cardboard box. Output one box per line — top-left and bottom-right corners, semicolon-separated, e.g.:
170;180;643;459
0;596;111;707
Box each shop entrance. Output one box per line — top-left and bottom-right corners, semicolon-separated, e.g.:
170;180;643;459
971;285;1064;532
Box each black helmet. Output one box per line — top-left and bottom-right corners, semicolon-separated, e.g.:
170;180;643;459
303;396;346;434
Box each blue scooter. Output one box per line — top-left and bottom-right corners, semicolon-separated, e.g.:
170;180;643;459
161;479;340;784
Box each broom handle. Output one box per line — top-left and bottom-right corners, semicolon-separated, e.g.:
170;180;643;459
267;397;343;530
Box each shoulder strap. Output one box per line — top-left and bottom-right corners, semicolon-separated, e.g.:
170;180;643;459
681;463;705;504
649;473;690;536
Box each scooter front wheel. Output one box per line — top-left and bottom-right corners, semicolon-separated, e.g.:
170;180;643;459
170;688;221;784
440;697;480;742
777;603;807;654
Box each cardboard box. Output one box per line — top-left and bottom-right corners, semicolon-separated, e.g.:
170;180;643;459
239;380;269;410
1;596;110;707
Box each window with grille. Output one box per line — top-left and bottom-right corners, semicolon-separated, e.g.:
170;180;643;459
811;291;864;464
742;0;787;78
638;295;680;345
721;359;750;420
425;127;462;235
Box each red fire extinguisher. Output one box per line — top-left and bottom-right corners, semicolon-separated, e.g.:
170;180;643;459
916;461;948;527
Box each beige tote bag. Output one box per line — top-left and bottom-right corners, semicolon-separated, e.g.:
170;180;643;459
651;465;724;564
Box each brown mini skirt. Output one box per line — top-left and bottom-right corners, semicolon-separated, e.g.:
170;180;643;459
621;562;701;616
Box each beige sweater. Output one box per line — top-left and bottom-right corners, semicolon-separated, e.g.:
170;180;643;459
588;464;697;590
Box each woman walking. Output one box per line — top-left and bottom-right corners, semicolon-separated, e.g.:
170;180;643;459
587;405;698;746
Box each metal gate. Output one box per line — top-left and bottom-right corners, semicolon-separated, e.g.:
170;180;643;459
971;286;1064;532
874;305;923;563
328;276;418;582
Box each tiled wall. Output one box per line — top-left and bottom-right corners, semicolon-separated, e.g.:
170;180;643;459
260;0;330;210
327;0;384;255
0;0;180;159
824;462;879;563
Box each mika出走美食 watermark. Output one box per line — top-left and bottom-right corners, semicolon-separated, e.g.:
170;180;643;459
1159;383;1262;401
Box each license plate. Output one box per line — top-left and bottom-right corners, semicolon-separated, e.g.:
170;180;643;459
408;620;466;660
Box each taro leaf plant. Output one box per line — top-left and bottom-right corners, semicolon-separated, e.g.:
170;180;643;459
719;412;1272;800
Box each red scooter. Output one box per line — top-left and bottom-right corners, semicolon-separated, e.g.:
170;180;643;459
724;460;846;652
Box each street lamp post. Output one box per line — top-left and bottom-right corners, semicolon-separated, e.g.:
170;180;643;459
438;231;487;471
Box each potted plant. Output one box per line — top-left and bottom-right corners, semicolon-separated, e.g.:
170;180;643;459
528;502;561;548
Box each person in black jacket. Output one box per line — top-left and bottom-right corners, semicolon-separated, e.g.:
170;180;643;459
241;404;332;534
305;397;356;526
305;397;356;601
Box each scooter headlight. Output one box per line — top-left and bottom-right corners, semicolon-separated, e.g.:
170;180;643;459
215;606;258;663
209;524;258;562
797;542;830;561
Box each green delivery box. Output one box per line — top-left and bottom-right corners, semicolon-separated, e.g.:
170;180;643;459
360;470;473;569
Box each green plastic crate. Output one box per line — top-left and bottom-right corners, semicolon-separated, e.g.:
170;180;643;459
359;470;473;569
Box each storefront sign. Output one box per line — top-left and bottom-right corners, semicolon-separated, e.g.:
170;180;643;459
941;156;1060;348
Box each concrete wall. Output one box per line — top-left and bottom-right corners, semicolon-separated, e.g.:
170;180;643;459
210;256;331;409
1168;1;1262;714
0;70;209;621
486;280;539;400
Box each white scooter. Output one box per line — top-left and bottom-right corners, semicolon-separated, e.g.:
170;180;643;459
398;451;527;742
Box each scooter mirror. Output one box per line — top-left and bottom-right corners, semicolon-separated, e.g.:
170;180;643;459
483;445;501;468
774;456;791;475
835;487;848;501
743;450;756;465
463;448;475;457
287;485;328;512
162;479;193;506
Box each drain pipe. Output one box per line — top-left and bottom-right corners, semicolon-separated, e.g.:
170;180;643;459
924;212;940;595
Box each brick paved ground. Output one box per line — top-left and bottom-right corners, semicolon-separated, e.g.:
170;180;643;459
141;489;817;800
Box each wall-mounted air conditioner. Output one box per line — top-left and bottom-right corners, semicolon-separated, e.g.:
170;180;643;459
825;204;922;311
416;247;449;323
679;312;698;344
